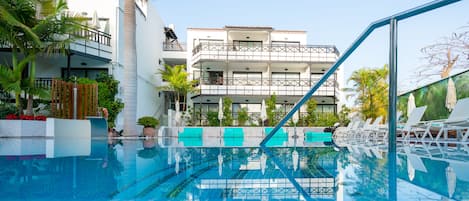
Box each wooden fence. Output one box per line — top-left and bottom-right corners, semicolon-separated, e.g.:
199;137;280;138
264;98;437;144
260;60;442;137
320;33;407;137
50;80;98;119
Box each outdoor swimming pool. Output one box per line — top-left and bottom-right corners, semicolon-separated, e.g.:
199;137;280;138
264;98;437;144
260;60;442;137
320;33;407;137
0;136;468;201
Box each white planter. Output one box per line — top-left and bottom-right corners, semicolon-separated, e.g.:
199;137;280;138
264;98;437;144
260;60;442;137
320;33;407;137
0;120;46;137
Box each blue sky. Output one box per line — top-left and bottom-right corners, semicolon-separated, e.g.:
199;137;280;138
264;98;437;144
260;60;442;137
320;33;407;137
152;0;468;93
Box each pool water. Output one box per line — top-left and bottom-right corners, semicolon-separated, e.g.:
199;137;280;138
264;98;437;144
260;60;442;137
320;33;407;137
0;137;468;200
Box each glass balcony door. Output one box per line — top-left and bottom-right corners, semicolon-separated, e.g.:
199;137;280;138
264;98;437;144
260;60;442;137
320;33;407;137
271;72;300;86
232;72;262;85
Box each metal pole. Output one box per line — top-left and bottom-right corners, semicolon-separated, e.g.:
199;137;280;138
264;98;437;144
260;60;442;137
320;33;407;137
388;18;398;201
66;51;72;80
73;78;77;119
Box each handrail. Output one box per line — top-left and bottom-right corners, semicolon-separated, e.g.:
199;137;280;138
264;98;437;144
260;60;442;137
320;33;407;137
192;42;339;56
259;1;461;200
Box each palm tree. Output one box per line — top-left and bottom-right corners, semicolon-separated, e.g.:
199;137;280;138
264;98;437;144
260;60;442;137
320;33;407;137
123;0;138;135
345;65;389;121
0;0;41;114
158;64;197;113
23;0;84;115
0;0;83;115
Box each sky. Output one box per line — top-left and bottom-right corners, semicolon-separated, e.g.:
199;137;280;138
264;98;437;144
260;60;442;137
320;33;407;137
151;0;468;96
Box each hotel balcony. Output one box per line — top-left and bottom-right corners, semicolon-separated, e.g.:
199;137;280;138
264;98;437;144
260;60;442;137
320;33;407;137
162;42;187;66
0;25;112;61
192;43;339;64
69;25;112;60
194;76;339;98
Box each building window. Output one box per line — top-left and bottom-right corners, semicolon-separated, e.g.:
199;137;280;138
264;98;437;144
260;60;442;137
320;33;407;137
272;72;300;86
271;41;300;46
233;72;262;85
206;71;223;85
61;68;108;80
233;40;262;51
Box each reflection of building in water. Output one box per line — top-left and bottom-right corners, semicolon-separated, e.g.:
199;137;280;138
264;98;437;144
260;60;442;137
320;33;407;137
169;147;339;200
0;139;120;200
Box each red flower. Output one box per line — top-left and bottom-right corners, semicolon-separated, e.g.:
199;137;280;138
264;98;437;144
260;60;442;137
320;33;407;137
35;116;47;121
5;114;18;120
20;115;34;120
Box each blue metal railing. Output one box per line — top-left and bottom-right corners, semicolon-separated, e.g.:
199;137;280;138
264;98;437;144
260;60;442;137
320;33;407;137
259;1;461;200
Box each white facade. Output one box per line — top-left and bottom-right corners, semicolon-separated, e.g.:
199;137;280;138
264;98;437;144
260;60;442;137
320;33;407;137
185;26;343;125
31;0;166;129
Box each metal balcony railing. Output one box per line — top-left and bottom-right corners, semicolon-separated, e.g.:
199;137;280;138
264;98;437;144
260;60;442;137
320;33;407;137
0;25;111;48
74;25;111;46
35;78;54;89
163;42;186;51
192;43;339;63
189;111;337;126
194;77;339;97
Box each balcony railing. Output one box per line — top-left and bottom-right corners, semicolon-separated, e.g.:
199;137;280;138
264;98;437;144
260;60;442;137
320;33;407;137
34;78;54;90
192;43;339;63
0;25;112;58
74;25;111;46
163;42;186;51
189;111;337;126
195;77;339;97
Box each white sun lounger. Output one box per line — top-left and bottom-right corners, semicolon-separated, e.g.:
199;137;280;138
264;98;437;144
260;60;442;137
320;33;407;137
398;106;427;141
432;98;469;143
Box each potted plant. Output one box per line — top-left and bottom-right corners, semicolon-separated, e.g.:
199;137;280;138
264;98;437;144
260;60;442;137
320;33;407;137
137;116;159;137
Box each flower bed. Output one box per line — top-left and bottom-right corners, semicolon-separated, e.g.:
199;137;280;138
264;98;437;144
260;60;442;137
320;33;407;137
4;114;47;121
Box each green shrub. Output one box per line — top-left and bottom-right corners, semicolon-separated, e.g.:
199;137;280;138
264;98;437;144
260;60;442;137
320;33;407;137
96;73;124;128
137;116;159;128
315;113;339;127
305;99;317;126
0;103;17;119
266;94;278;126
206;110;220;126
237;107;249;126
222;97;233;126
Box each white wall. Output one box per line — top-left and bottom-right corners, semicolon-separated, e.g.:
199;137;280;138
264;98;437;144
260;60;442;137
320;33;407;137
67;0;166;129
270;31;307;44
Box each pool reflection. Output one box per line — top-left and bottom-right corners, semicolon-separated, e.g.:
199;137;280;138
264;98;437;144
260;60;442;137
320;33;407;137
0;138;467;200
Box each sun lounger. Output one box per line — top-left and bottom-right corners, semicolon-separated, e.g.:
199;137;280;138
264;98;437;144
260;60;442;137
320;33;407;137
223;127;244;146
178;127;203;146
398;106;427;141
264;127;288;146
304;128;332;143
432;98;469;143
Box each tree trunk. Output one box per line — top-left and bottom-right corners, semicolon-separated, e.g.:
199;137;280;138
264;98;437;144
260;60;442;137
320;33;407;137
123;0;138;136
26;60;36;115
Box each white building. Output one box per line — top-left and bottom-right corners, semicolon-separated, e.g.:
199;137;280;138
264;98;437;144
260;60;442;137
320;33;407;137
0;0;167;129
181;26;342;125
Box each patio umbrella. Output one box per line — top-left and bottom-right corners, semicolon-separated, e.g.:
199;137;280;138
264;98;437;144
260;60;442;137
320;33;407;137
446;78;457;112
407;93;416;118
260;153;267;175
175;151;180;174
91;11;100;29
103;20;110;34
218;98;224;122
260;99;267;134
292;150;299;171
218;98;223;136
218;152;223;176
446;166;456;198
292;104;299;137
175;100;180;127
407;157;415;181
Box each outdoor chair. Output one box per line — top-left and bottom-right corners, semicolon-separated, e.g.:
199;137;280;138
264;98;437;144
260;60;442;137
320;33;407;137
223;127;244;146
303;128;332;143
431;98;469;143
353;118;372;142
397;106;427;141
264;127;288;146
178;127;203;146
